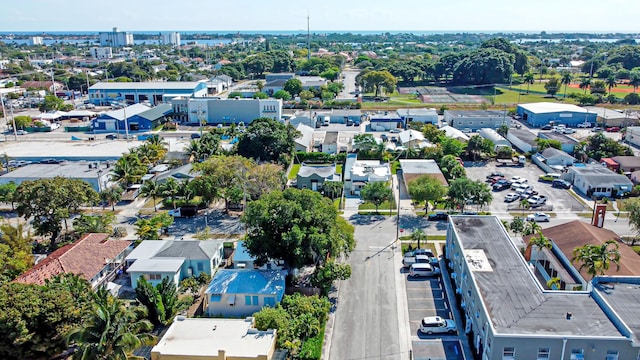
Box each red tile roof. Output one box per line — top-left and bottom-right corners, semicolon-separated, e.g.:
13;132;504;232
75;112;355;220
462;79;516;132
14;233;131;286
524;220;640;279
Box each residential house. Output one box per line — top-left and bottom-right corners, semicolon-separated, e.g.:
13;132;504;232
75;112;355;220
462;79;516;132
567;164;634;198
398;129;432;149
126;240;225;289
21;80;64;93
296;163;340;191
294;123;315;152
537;131;578;154
440;125;470;142
506;128;538;153
314;131;354;154
233;241;283;270
603;156;640;173
399;159;448;188
14;233;131;289
540;147;575;167
205;269;286;317
478;128;511;151
344;154;391;195
151;316;277;360
154;163;197;184
446;216;640;360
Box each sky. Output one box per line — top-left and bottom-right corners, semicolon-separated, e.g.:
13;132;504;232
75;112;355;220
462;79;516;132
2;0;640;33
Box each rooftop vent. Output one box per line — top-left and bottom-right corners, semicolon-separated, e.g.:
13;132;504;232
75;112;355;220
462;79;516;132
566;312;573;320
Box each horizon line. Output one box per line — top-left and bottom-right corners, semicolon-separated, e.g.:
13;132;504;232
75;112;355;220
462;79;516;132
1;30;640;34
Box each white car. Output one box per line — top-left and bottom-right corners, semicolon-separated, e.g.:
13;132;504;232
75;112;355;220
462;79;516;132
419;316;457;335
527;212;550;222
510;176;525;183
505;193;519;202
562;128;576;134
577;122;592;128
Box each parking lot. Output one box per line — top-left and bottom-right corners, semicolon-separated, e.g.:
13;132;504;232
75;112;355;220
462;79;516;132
403;262;465;360
463;161;589;214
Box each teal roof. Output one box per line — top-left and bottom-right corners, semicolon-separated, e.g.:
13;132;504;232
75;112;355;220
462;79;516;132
205;270;286;300
136;104;173;121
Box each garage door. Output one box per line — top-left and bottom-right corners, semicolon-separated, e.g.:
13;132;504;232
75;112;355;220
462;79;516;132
105;120;116;131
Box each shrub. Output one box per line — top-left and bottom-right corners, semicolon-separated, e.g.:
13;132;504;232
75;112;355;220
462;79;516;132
299;329;324;360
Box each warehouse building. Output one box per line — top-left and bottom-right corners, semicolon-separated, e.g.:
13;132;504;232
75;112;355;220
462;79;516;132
506;128;538;153
517;102;597;128
0;161;113;192
89;81;208;106
478;128;511;151
184;98;282;125
92;104;173;132
397;108;438;125
446;215;640;360
444;110;509;131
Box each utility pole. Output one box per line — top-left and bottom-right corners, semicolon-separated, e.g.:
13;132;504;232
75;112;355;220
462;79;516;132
307;14;311;60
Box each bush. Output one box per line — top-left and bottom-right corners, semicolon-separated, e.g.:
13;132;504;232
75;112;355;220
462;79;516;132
295;151;346;164
299;329;324;360
112;226;127;238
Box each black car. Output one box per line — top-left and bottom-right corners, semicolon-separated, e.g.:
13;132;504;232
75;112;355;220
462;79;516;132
552;179;572;189
191;133;202;139
381;134;389;142
541;125;553;130
493;181;511;191
428;212;449;221
105;134;118;140
486;171;504;179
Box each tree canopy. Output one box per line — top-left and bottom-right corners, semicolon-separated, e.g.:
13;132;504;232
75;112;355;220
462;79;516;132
360;181;393;213
407;175;448;212
236;117;300;165
242;188;355;271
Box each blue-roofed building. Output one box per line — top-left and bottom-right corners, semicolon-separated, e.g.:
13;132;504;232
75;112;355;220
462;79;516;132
233;241;284;270
516;102;597;128
92;103;173;132
205;269;286;317
369;112;404;131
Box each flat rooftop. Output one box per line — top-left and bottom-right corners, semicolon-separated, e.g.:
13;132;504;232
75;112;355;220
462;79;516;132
151;317;276;358
445;110;506;117
594;279;640;344
0;161;109;178
90;81;202;90
508;128;538;144
519;102;588;114
539;131;578;144
450;216;624;337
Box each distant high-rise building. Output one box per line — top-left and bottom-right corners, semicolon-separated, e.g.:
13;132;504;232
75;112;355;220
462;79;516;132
161;32;181;47
29;36;43;46
98;27;134;47
89;47;113;59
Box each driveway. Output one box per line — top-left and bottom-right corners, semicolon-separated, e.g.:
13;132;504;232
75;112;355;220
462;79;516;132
168;210;244;237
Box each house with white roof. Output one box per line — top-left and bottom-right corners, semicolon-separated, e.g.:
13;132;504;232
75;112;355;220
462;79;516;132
294;123;315;152
343;153;391;196
398;129;432;149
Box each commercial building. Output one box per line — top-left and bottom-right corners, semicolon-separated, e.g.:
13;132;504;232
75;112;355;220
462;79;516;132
151;317;277;360
99;27;134;47
89;47;113;59
29;36;43;46
92;103;172;133
478;128;511;151
88;81;207;106
625;127;640;148
446;215;640;360
397;108;438;125
444;110;509;131
161;32;181;47
516;102;597;128
369;112;404;131
567;164;634;198
0;161;113;192
537;131;578;154
506;128;538;153
601;156;640;173
584;106;638;127
185;98;282;125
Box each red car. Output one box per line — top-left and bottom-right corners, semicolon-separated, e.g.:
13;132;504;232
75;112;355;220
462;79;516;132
606;127;621;132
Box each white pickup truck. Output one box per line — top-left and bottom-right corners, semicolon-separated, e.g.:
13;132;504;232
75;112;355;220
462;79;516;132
528;195;547;206
402;249;437;268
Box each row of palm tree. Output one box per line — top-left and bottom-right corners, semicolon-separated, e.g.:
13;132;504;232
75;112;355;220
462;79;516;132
140;178;196;212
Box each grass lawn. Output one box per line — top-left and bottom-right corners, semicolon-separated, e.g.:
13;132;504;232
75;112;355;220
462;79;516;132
288;163;301;180
336;164;343;176
357;210;395;215
400;234;446;241
359;200;397;210
333;198;342;210
401;242;438;255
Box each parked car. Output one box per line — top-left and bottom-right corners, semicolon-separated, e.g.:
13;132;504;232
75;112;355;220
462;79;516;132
428;212;449;221
191;133;202;139
539;173;562;182
419;316;457;335
493;181;511;191
577;122;592;128
409;263;441;278
562;128;576;134
505;193;520;202
403;249;435;267
486;172;505;179
105;134;118;140
552;179;572;189
381;134;389;142
510;176;526;183
541;125;553;130
15;130;27;135
606;127;621;132
528;195;548;206
521;189;538;199
389;129;401;133
592;127;603;132
526;212;550;222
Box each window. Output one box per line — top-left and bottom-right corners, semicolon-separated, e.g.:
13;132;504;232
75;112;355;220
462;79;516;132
252;296;259;305
570;349;583;360
245;296;252;306
606;350;618;360
264;297;276;307
197;262;204;271
502;347;515;359
537;348;550;360
146;274;161;280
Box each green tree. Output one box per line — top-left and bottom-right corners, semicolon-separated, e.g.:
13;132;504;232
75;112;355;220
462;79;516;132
561;71;572;98
236;117;300;165
140;180;162;212
39;94;64;112
407;175;447;213
283;78;303;96
68;291;155;360
353;133;379;152
466;135;486;161
523;221;541;236
446;178;489;212
134;276;178;327
523;72;535;93
572;240;621;279
509;217;525;235
160;178;180;209
311;261;351;295
253;91;269;99
12;115;33;129
358;70;397;97
411;228;427;250
273;90;292;101
73;213;115;236
544;77;560;97
194;155;254;211
452;48;514;85
323;181;343;200
0;182;18;210
100;186;122;211
629;70;640;92
528;230;551;263
623;198;640;238
360;181;393;213
440;137;466;157
0;223;33;284
590;80;607;96
242;188;355;272
15;177;98;244
110;153;147;188
422;124;446;143
606;74;617;93
579;78;591;93
439;155;466;180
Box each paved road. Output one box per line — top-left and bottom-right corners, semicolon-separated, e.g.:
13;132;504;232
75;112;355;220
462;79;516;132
329;214;408;360
338;69;360;99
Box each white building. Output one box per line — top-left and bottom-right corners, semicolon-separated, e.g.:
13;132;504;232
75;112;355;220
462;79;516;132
343;153;391;195
568;164;634;198
397;108;438;125
150;317;277;360
29;36;43;46
444;110;509;131
161;32;181;47
625;127;640;148
186;98;282;125
99;27;134;47
89;47;113;59
478;128;511;151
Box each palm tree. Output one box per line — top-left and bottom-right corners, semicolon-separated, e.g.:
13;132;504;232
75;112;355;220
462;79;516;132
67;292;155;360
528;230;551;263
560;71;572;98
629;71;640;93
546;276;562;290
606;75;617;94
145;134;167;148
579;78;591;94
110;153;146;188
523;72;535;94
140;180;161;212
161;178;180;209
412;228;427;249
73;213;116;235
523;221;540;236
185;140;201;162
100;187;122;211
520;198;530;215
572;240;621;279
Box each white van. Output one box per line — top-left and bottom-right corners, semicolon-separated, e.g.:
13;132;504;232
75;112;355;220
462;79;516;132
409;263;441;277
323;116;331;126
